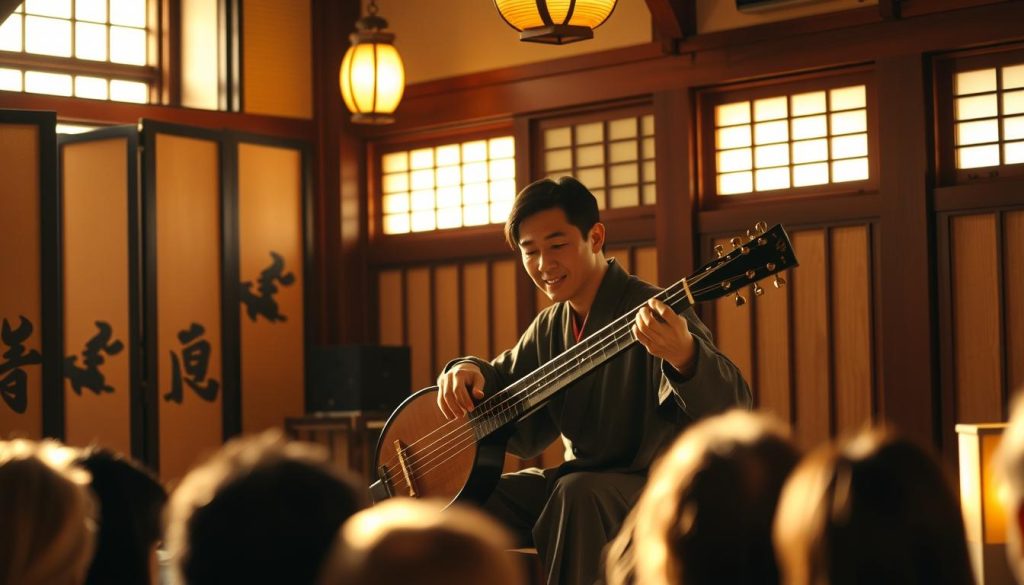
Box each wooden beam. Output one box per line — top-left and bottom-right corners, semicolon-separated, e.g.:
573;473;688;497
0;91;313;139
879;0;902;19
643;0;694;44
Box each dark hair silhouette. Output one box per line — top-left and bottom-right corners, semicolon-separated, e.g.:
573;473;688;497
77;448;167;585
774;429;975;585
607;410;800;585
166;431;366;585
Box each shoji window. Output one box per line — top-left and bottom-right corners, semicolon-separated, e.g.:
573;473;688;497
538;107;655;210
937;48;1024;182
700;72;876;200
0;0;153;103
378;135;516;235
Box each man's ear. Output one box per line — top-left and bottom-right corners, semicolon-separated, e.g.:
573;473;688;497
589;222;606;253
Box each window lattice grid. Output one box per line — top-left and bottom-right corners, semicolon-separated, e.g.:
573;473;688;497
953;62;1024;169
541;113;656;210
0;0;151;103
380;136;517;235
712;85;870;196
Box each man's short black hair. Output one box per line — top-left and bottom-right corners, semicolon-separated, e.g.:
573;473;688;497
504;176;601;250
77;447;167;585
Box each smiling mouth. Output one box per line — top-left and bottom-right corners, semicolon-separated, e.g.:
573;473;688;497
542;275;566;286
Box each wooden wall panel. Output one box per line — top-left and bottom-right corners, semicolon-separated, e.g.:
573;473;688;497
754;267;792;420
712;238;753;385
61;138;131;453
462;262;491;358
830;225;873;435
406;268;433;390
1006;211;1024;393
154;133;223;481
634;246;658;286
492;260;519;352
0;123;42;438
242;0;313;118
378;270;403;346
952;214;1003;423
433;265;460;375
791;230;831;447
237;142;305;433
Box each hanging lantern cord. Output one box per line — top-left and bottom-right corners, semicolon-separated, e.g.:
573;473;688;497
358;0;387;33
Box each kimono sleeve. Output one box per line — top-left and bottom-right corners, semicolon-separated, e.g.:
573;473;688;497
441;312;562;459
657;307;752;418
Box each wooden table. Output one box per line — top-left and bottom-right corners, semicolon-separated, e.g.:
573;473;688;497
284;411;388;482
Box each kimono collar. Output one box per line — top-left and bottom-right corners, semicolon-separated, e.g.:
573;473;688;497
563;258;630;346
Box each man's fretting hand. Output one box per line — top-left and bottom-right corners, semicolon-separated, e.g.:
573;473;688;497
631;298;696;374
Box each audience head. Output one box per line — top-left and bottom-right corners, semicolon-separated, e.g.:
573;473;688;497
608;410;800;585
76;447;167;585
319;498;524;585
165;430;366;585
774;427;974;585
998;391;1024;583
504;176;602;250
0;439;97;585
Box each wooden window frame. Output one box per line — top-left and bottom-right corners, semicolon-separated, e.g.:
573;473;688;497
697;67;880;210
934;43;1024;187
368;121;518;254
534;100;657;212
0;0;168;104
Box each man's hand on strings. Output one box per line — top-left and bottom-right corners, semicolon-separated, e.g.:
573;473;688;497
437;362;486;420
632;298;696;375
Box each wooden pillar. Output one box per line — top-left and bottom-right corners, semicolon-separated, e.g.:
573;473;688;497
877;55;937;448
311;0;369;345
654;89;696;282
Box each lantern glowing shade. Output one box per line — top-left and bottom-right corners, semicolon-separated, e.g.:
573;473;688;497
339;8;405;125
494;0;619;44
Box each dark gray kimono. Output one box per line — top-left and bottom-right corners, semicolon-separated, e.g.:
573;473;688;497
447;259;751;585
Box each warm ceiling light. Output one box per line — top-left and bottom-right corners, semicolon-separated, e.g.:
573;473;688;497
339;0;405;125
494;0;619;44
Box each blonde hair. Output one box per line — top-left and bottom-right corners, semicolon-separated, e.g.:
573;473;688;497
0;439;97;585
607;410;799;585
320;499;525;585
773;428;974;585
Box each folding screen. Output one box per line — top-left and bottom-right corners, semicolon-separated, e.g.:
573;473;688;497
9;114;309;479
229;134;309;435
59;128;139;457
0;111;61;440
140;122;231;481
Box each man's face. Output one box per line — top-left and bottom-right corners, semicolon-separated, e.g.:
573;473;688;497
517;207;604;306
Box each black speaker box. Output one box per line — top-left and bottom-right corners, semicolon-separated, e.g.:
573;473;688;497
308;345;411;414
